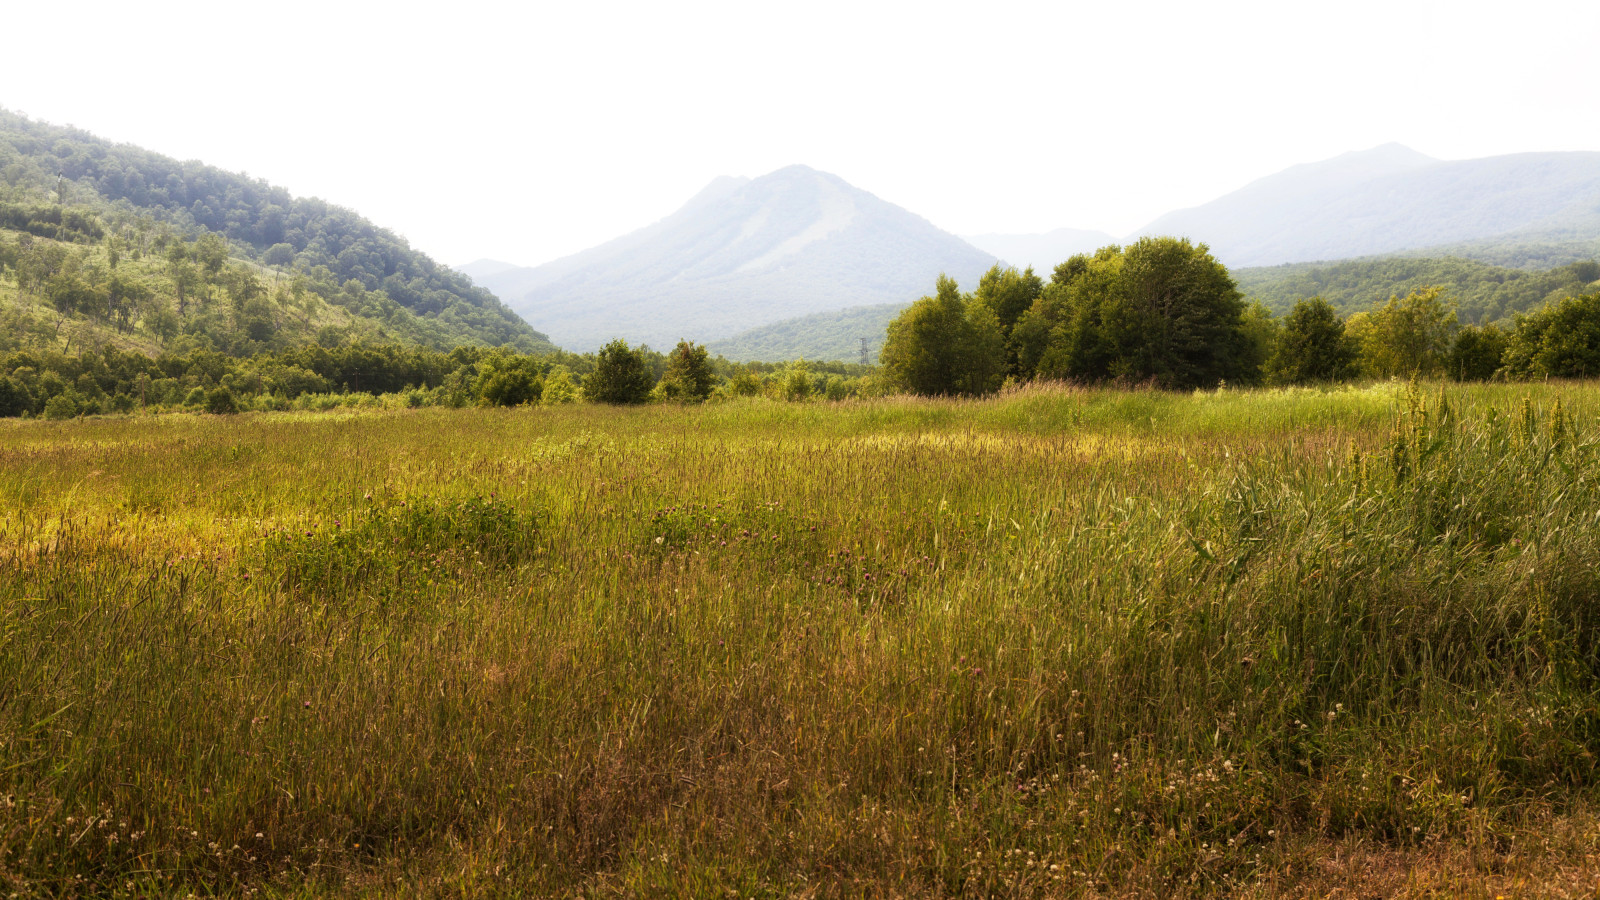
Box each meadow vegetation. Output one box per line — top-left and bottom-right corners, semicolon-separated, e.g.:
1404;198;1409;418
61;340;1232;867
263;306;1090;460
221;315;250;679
4;382;1600;897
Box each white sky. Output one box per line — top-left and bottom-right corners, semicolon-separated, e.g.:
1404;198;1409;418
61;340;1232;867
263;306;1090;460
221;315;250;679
5;0;1597;268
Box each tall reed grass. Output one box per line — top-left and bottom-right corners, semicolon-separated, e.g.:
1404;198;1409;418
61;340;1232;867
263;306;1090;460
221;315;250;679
2;382;1598;897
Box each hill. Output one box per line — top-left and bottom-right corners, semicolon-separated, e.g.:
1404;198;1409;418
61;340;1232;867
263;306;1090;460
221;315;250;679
1237;256;1600;323
475;166;999;351
0;108;555;355
1135;144;1600;267
706;302;905;363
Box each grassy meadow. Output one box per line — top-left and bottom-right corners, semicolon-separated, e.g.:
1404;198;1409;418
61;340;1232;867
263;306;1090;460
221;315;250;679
4;382;1600;897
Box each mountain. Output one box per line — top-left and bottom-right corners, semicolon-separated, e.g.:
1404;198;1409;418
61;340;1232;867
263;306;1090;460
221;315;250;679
0;107;555;355
480;166;1000;351
962;228;1117;272
1135;144;1600;267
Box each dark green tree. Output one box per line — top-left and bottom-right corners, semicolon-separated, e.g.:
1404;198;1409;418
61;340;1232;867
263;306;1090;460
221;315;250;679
972;264;1043;374
1447;324;1507;381
1501;293;1600;379
655;340;716;402
1016;239;1251;389
475;354;545;407
1267;297;1357;384
880;274;1006;396
204;386;238;414
584;339;655;404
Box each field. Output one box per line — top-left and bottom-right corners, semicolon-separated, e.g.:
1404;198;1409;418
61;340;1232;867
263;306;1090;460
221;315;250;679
3;383;1600;897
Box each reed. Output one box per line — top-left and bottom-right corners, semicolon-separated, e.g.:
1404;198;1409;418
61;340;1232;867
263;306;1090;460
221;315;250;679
3;381;1599;897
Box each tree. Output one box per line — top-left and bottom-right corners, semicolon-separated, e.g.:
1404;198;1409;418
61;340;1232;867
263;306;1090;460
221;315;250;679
205;386;239;415
1447;324;1507;381
475;354;545;406
584;339;655;404
972;264;1043;374
263;243;296;269
1501;292;1600;379
655;340;716;402
880;274;1006;396
1267;297;1357;384
541;368;579;405
1356;287;1457;377
1015;238;1252;389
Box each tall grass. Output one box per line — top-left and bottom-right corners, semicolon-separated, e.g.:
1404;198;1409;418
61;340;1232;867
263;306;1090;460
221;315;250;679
2;382;1599;897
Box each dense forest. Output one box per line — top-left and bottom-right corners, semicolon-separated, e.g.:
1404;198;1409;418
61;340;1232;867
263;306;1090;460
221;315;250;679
1237;255;1600;323
0;107;553;353
878;240;1600;394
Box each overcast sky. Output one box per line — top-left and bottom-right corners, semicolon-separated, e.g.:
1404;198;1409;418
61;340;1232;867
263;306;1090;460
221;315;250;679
5;0;1597;268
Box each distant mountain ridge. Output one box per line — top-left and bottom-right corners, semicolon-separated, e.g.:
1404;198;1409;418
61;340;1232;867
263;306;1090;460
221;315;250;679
469;166;999;351
1134;144;1600;267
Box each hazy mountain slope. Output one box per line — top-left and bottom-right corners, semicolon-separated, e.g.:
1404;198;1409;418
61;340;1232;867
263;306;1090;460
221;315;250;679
707;302;907;363
489;166;999;351
0;107;554;353
1136;144;1600;267
963;228;1117;272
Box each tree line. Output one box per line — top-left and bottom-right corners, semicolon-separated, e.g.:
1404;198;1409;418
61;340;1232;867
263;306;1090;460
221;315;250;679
879;237;1600;395
0;340;877;420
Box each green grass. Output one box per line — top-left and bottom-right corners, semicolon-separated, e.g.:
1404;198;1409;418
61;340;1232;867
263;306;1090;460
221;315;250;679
4;383;1600;897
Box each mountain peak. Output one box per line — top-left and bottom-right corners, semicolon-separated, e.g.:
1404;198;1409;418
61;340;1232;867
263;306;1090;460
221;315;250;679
472;167;995;350
1135;145;1600;266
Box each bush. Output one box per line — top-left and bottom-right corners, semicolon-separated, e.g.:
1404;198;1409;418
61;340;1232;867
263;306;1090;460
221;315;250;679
205;386;239;415
42;393;80;420
583;339;654;404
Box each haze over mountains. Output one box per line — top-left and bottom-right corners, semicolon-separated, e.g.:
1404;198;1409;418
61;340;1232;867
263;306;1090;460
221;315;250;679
1137;144;1600;267
464;143;1600;360
463;166;997;351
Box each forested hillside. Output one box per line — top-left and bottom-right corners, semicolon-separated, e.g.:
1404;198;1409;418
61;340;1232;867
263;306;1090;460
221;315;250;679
1237;256;1600;323
707;302;903;363
0;108;555;354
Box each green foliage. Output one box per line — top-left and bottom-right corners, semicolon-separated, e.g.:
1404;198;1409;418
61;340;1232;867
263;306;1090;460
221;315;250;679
730;368;761;397
1239;255;1600;324
880;274;1006;396
583;338;655;404
781;360;814;401
475;353;546;407
972;263;1043;374
0;107;554;353
204;385;238;415
1352;287;1458;378
541;368;579;405
1018;238;1253;389
655;340;717;402
1267;297;1357;384
1502;292;1600;379
707;302;905;364
1447;324;1508;382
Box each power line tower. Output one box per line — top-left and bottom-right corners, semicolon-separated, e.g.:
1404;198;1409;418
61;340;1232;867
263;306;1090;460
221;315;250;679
859;337;872;366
